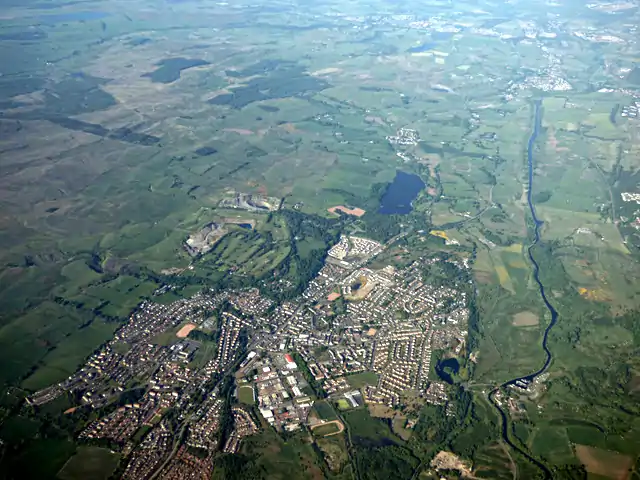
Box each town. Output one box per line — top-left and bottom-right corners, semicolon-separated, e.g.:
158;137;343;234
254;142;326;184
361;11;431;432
27;235;471;478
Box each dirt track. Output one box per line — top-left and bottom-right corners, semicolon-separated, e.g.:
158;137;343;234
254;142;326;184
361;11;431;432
310;420;345;437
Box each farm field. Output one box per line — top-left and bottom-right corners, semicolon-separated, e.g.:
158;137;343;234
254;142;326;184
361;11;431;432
57;447;121;480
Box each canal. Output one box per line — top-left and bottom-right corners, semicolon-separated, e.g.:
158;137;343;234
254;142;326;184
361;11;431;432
488;99;559;479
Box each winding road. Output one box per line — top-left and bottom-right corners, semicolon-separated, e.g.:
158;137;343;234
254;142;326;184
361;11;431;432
488;99;558;479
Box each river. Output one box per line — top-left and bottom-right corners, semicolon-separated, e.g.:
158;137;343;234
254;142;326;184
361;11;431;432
488;99;558;479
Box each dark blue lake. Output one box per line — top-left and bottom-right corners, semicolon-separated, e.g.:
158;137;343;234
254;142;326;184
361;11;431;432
406;42;436;53
379;171;425;215
436;357;460;384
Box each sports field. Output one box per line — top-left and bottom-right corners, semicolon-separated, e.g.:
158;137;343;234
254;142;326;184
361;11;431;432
311;421;343;437
237;385;255;405
176;323;197;338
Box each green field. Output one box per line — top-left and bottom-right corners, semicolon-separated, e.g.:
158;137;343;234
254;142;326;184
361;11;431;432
21;320;119;391
190;341;218;369
1;439;77;479
346;371;379;389
57;447;121;480
343;409;401;446
0;302;112;387
231;429;325;480
530;426;575;464
0;415;40;444
312;400;338;422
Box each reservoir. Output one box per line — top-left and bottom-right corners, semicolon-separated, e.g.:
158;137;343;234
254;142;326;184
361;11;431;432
379;171;425;215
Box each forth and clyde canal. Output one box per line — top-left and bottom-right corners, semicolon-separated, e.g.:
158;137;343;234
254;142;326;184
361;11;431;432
488;99;558;479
